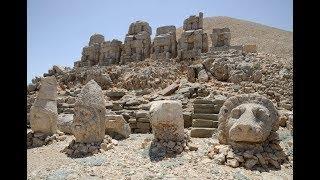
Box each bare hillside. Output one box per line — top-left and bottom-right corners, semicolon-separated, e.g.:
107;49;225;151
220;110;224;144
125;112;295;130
177;16;293;58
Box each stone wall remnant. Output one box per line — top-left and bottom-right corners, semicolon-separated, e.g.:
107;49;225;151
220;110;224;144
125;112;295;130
183;12;203;30
99;39;122;66
151;25;177;59
210;28;231;47
177;12;208;61
120;21;152;64
74;34;122;67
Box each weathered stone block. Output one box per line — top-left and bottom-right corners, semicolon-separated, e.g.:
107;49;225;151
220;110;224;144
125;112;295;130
150;100;184;141
190;128;215;138
192;119;218;128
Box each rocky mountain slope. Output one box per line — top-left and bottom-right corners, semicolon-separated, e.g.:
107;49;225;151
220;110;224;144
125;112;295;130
177;16;293;59
27;16;293;180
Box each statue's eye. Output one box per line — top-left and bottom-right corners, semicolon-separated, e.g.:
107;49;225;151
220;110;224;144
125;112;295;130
231;108;244;119
252;107;268;118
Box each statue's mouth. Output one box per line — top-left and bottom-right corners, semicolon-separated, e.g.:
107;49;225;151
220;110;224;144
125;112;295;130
229;126;265;143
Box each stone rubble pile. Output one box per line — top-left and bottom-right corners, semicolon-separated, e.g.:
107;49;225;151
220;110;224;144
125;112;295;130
62;135;118;158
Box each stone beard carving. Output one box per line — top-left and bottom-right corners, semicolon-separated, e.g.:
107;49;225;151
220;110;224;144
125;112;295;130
30;100;58;135
218;94;279;146
72;80;106;143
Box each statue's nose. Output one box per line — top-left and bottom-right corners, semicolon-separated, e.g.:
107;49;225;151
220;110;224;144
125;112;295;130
236;124;254;134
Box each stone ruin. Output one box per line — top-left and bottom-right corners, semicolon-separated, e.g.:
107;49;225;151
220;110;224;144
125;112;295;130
99;39;122;66
120;21;152;64
70;12;258;70
151;25;177;60
74;34;122;67
148;100;197;161
207;94;288;170
210;28;231;48
75;34;105;67
187;48;263;84
177;12;208;61
62;80;117;157
28;76;66;148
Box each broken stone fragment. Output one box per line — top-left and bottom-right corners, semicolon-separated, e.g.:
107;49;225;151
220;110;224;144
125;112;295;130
57;113;73;134
244;158;258;169
213;153;226;164
198;69;209;82
159;82;180;96
226;159;239;168
105;115;131;139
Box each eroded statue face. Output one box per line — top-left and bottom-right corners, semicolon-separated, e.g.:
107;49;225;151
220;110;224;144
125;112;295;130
72;104;105;143
225;103;273;143
73;105;97;126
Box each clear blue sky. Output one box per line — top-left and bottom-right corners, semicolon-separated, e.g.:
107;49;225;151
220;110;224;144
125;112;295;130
27;0;292;84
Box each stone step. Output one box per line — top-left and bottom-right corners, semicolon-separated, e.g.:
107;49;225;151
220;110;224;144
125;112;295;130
124;106;140;110
183;112;192;128
192;119;218;128
194;104;220;114
192;113;218;120
136;117;149;123
194;119;219;128
193;99;214;104
136;122;150;130
135;110;149;119
190;128;216;138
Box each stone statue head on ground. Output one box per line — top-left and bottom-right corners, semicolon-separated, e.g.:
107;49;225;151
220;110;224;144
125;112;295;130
72;80;106;143
217;94;279;146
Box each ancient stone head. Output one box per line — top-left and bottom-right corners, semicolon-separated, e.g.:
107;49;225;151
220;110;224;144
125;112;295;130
72;80;106;143
30;76;58;135
217;94;279;144
149;100;184;141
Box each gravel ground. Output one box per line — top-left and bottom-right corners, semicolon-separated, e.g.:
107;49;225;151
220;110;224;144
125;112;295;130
27;128;293;180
